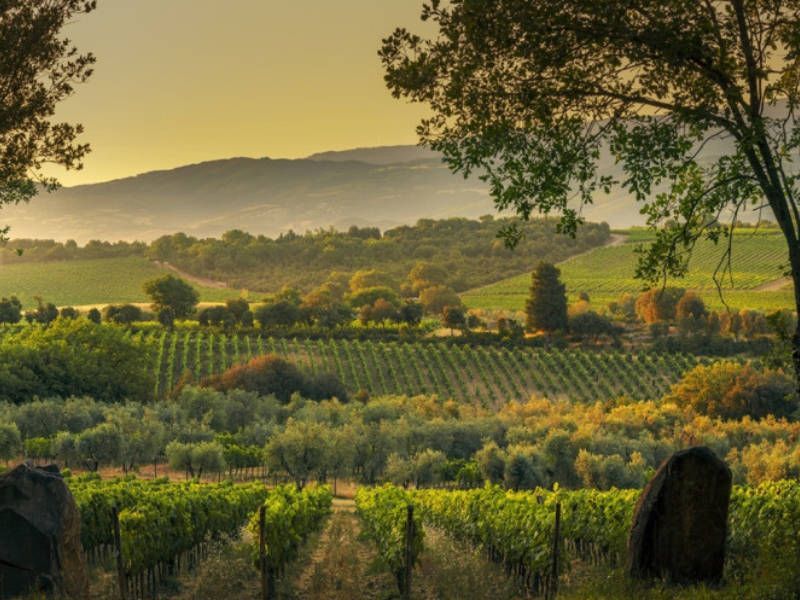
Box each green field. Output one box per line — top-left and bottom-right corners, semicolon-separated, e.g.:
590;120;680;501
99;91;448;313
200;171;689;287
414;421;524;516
145;329;701;404
0;256;249;307
463;228;795;312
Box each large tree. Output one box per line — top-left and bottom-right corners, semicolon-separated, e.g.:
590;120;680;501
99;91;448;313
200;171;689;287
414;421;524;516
381;1;800;392
143;274;199;319
0;0;96;240
525;262;569;333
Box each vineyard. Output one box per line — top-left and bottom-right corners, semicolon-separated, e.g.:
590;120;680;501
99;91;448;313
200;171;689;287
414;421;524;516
355;482;800;597
69;476;332;599
143;329;701;404
0;256;239;308
463;228;795;312
70;476;268;597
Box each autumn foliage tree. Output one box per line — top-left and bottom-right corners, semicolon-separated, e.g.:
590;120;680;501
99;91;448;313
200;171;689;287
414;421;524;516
665;361;795;420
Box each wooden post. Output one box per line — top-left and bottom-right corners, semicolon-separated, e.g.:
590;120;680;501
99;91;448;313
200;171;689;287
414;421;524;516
402;504;414;600
547;502;561;600
259;505;268;600
112;505;127;600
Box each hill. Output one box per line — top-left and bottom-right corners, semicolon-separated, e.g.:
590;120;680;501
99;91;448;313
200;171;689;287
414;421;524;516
0;256;243;308
0;218;611;306
1;143;772;245
463;228;795;313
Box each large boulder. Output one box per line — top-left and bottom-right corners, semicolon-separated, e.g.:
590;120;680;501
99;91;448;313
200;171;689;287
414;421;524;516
627;446;731;584
0;464;88;599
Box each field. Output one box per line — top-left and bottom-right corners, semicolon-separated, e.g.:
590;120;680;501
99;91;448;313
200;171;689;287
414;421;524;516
0;256;248;307
463;228;795;312
145;329;701;404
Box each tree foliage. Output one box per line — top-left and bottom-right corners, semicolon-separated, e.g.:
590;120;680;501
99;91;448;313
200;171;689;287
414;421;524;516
525;262;568;332
665;361;796;420
143;274;199;319
0;0;96;241
381;0;800;390
0;319;154;403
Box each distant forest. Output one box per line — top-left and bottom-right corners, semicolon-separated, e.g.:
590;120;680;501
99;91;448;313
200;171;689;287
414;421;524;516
1;217;610;293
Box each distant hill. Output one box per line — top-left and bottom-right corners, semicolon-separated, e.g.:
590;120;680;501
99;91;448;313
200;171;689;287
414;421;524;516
306;145;441;164
1;143;768;244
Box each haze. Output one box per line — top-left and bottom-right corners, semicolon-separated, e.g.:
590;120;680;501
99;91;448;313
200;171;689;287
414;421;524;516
43;1;432;187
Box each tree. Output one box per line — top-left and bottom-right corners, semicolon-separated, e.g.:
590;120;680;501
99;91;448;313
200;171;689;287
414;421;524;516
254;300;302;328
143;274;199;319
408;262;448;294
86;307;101;324
419;285;461;316
382;0;800;392
442;305;466;334
635;288;686;324
103;304;143;324
25;297;58;324
0;0;96;241
350;269;396;292
59;306;79;320
265;421;329;488
665;361;796;420
0;422;21;465
525;263;567;333
78;423;122;472
569;311;618;340
225;298;250;323
0;297;22;324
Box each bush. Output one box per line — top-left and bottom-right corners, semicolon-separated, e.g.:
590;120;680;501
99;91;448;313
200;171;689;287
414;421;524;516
204;355;347;403
0;319;154;403
568;310;618;339
665;361;796;420
0;296;22;324
104;304;143;324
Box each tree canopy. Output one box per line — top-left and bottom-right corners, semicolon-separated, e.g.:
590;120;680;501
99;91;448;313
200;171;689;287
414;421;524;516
382;0;800;390
0;0;96;241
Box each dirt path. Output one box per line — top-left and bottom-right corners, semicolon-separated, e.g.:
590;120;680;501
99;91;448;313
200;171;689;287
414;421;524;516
753;276;791;292
290;498;523;600
153;260;231;289
291;499;397;600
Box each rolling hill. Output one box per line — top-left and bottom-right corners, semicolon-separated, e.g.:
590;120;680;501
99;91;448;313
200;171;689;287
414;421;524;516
1;141;772;244
462;228;795;313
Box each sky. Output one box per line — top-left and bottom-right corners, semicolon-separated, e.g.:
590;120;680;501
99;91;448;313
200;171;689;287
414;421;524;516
43;1;433;186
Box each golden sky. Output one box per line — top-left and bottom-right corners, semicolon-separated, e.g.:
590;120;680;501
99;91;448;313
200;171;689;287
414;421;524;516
44;1;432;187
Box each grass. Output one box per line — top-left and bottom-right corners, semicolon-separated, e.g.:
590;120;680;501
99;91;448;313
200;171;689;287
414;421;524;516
463;228;794;313
0;256;250;308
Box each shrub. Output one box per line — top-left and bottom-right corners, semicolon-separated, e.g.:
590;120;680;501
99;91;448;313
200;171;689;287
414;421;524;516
204;355;347;403
0;296;22;324
664;361;796;420
103;304;143;324
0;319;154;403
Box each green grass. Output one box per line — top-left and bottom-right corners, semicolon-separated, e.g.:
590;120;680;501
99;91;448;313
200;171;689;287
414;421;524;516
0;256;248;307
463;229;794;312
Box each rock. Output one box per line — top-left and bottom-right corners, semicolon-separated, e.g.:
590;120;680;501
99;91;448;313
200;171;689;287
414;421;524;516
627;446;731;584
0;464;88;599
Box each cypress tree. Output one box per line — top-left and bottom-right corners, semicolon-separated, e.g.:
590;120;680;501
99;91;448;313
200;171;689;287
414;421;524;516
525;262;568;332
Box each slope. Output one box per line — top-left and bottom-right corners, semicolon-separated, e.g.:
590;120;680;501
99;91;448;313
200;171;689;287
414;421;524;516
462;228;795;313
